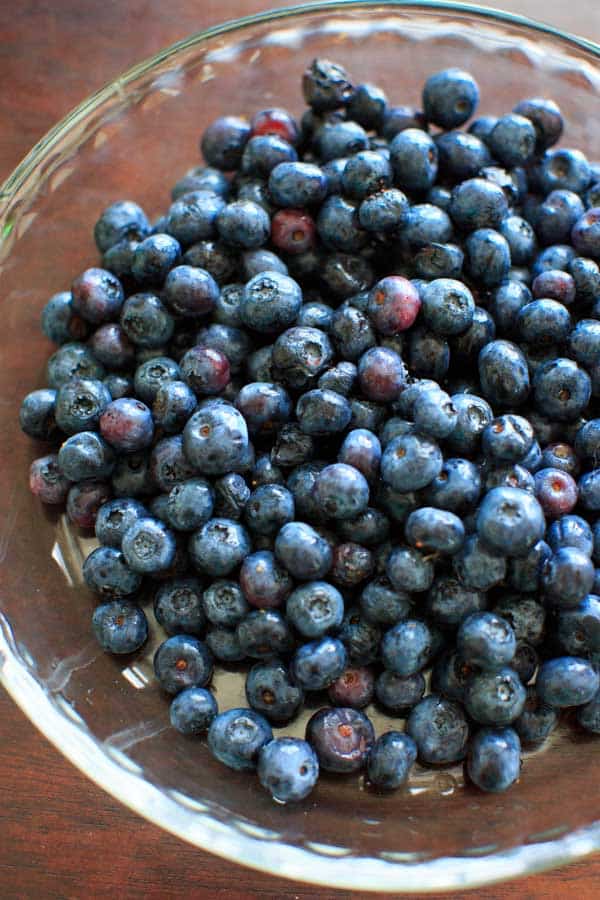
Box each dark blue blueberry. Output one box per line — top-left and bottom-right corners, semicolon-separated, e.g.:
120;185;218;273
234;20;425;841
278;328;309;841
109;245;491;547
358;188;409;233
149;435;195;492
296;388;352;436
171;164;230;201
236;609;294;659
188;517;251;577
541;547;594;608
216;200;270;249
120;292;174;348
535;189;584;245
548;515;593;558
133;357;180;405
99;397;154;452
405;507;465;556
492;594;546;646
272;325;334;388
291;637;347;691
484;463;535;495
465;228;511;287
213;283;243;327
162;265;219;318
41;291;88;344
488;114;536;167
312;463;370;520
244;484;295;536
574;420;600;464
305;706;374;773
286;581;344;638
381;619;438;676
556;595;600;657
570;255;600;303
19;389;59;441
316;195;366;253
152;380;196;434
375;670;425;712
183;401;248;474
336;507;390;547
328;666;375;709
453;535;507;591
208;707;272;773
112;451;153;499
268;161;328;208
92;600;148;654
388;128;438;193
201;116;250;170
102;239;139;281
330;305;376;361
436;130;490;182
577;689;600;733
349;398;386;432
331;543;375;590
423;68;479;128
90;324;135;371
498;215;537;265
386;545;435;594
465;666;526;726
93;200;149;253
467;727;521;792
202;579;248;628
154;634;212;695
382;104;427;139
170;686;217;735
426;185;452;210
338;429;381;483
346;81;387;129
514;687;558;745
401;203;453;249
579;469;600;512
478;340;530;408
83;545;141;600
180;345;230;397
183;239;239;284
513;96;563;149
70;267;124;324
239;550;293;609
423;458;481;513
258;737;319;803
488;281;531;337
302;58;353;111
413;241;464;280
431;650;478;703
46;342;105;388
55;377;111;435
442;394;491;458
95;498;146;549
286;462;326;523
341;150;392;200
381;433;443;492
569;319;600;371
270;424;315;468
426;574;487;628
241;134;297;178
537;656;599;707
367;731;417;790
196;323;253;375
240;270;302;334
407;694;469;764
154;577;206;636
482;414;534;464
532;268;576;304
468;114;497;140
533;357;591;421
165;191;225;247
449;178;508;232
165;478;214;532
540;147;591;194
457;612;516;670
477;486;545;558
517;299;571;346
313;120;369;163
130;234;181;286
407;327;450;381
122;516;177;575
246;659;303;723
297;302;333;331
58;431;115;481
531;243;576;278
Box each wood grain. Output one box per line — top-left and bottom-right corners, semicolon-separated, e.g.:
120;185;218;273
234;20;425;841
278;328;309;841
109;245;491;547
1;2;599;898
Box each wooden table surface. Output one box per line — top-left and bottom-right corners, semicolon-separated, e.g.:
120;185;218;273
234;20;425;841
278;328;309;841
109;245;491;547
1;2;599;897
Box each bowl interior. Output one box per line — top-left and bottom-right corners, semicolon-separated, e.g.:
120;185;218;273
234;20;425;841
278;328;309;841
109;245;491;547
1;2;599;891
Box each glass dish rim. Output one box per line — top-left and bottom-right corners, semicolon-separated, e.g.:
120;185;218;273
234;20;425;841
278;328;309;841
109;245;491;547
0;1;599;890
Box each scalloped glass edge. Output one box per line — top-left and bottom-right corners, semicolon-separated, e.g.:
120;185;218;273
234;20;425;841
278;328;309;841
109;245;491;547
0;1;599;890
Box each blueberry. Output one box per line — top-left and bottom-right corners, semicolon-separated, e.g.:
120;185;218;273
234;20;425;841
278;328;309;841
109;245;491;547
99;397;154;453
19;389;59;441
120;291;175;348
239;270;302;334
202;579;248;628
239;550;293;609
268;161;328;207
531;242;576;278
465;667;526;725
183;401;248;474
201;116;250;170
489;114;536;167
291;637;347;691
180;345;230;397
205;627;244;662
285;581;343;637
328;666;375;709
467;727;521;793
305;706;374;773
314;121;369;164
297;302;334;332
536;656;599;707
331;542;375;589
302;58;354;112
46;342;105;388
245;659;303;724
312;463;369;520
482;414;534;465
272;326;334;388
83;545;142;600
499;215;537;265
533;468;578;519
152;381;196;434
330;305;376;361
170;687;217;735
456;611;516;671
57;431;114;482
407;694;469;764
540;148;591;194
541;547;594;608
514;687;558;744
517;299;571;346
357;347;406;403
407;327;450;380
445;394;493;455
431;651;478;703
316;195;366;253
477;487;545;558
244;484;294;536
453;535;507;591
513;97;563;150
217;200;270;249
195;323;252;376
358;188;409;233
92;600;148;654
570;255;600;303
208;707;272;772
349;398;386;432
188;517;251;577
286;462;326;522
423;68;479;128
241;134;297;178
375;670;426;712
423;458;481;513
556;595;600;657
382;105;428;139
94;200;150;253
367;731;417;790
569;318;600;370
271;424;315;468
386;546;434;594
153;577;206;636
171;164;230;201
122;516;176;575
579;469;600;512
341;150;392;200
130;234;181;286
111;451;153;499
577;690;600;733
535;189;584;246
164;478;214;532
531;269;575;304
436;130;490;182
401;203;453;248
426;575;487;628
478;340;530;407
134;357;181;404
149;435;195;492
336;507;390;547
381;433;443;492
258;737;319;803
338;429;381;483
296;389;352;436
388;128;438;193
95;498;147;548
236;609;294;659
405;507;465;555
347;81;387;129
465;228;511;287
449;178;508;232
381;618;439;677
183;239;239;284
41;291;88;345
548;515;593;556
70;267;124;324
90;323;135;371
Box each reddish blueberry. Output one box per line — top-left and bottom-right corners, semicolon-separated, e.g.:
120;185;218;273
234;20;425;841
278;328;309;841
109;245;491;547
29;454;70;505
271;209;316;255
367;276;421;334
534;467;578;518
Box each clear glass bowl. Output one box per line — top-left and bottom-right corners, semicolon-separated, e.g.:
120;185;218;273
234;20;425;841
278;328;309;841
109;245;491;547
0;1;599;891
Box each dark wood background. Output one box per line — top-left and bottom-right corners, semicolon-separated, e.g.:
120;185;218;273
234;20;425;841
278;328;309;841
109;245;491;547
1;2;599;897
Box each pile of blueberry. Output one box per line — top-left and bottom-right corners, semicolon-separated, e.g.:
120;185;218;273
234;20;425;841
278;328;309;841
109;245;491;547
20;60;600;803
